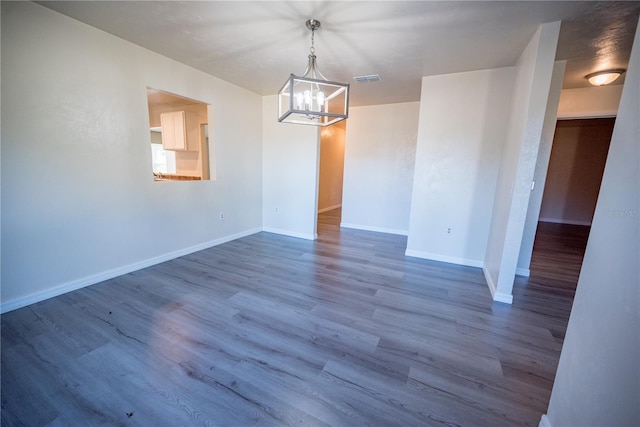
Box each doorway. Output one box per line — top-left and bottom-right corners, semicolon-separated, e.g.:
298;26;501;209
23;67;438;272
529;118;615;292
317;121;347;235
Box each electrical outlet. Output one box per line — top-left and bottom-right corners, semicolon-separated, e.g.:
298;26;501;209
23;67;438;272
219;212;225;221
447;227;452;234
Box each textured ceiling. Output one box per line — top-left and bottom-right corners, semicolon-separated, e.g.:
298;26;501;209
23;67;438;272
38;1;640;106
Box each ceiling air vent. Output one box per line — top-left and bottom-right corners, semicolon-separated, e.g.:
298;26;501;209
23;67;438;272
353;74;381;83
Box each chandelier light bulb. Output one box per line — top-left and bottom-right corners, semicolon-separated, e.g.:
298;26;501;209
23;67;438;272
316;91;325;110
304;90;312;109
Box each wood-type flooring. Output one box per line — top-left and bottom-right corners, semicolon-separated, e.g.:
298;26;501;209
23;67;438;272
526;221;590;291
1;210;584;426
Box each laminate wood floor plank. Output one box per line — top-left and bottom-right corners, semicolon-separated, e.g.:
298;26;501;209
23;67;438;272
230;359;367;427
407;365;542;425
1;209;580;426
320;357;509;427
1;344;60;425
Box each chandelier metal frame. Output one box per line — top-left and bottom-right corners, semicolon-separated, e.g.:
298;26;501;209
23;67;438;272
278;19;350;127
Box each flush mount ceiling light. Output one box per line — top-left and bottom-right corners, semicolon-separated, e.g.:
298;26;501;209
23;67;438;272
585;69;626;86
278;19;349;127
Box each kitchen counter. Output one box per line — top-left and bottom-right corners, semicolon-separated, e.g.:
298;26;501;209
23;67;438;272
154;173;202;182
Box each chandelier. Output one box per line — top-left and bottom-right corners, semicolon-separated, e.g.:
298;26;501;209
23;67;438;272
278;19;349;126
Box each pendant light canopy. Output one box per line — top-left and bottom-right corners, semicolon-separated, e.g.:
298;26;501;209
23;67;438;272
278;19;349;127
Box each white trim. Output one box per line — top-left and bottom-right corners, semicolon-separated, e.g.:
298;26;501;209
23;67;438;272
0;228;263;314
405;249;483;268
539;217;592;226
483;267;498;297
493;292;514;304
340;222;408;236
483;267;514;304
557;113;616;120
516;267;531;277
538;414;552;427
317;204;341;214
262;227;317;241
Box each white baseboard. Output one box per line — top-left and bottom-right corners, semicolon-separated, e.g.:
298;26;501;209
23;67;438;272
483;267;513;304
494;292;514;304
539;414;552;427
483;267;496;296
539;217;591;226
0;228;263;314
262;227;317;241
405;249;483;268
318;204;341;214
340;222;408;236
516;267;531;277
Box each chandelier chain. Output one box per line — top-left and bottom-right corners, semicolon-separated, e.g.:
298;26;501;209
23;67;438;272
310;27;316;55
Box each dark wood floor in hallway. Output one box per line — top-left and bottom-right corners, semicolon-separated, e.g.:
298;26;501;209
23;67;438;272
1;209;577;426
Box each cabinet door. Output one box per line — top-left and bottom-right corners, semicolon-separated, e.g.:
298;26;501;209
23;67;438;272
160;111;187;151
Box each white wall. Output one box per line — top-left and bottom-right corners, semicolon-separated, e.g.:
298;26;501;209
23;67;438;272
318;121;345;213
483;22;560;304
341;102;419;235
1;2;263;312
406;69;513;266
543;20;639;427
516;61;566;275
262;95;319;240
557;85;623;119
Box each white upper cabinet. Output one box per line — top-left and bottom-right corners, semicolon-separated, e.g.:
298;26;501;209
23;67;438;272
160;111;199;151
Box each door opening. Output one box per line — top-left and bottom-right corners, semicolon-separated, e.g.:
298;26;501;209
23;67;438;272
317;121;346;235
530;117;615;292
